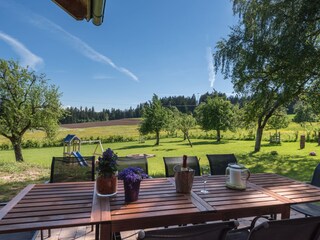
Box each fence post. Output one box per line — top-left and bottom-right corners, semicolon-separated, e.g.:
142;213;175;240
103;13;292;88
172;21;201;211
300;135;306;149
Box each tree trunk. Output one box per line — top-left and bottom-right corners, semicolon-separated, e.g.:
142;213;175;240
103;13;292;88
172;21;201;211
254;126;264;152
186;132;193;148
216;129;221;142
155;131;160;145
10;137;24;162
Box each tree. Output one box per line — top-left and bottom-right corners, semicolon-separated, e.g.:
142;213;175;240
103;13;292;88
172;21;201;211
0;59;64;162
139;94;168;145
195;96;235;142
177;113;196;147
266;107;290;135
293;100;318;126
164;107;180;137
214;0;320;152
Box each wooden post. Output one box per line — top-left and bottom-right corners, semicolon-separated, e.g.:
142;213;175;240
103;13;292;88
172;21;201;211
300;135;306;149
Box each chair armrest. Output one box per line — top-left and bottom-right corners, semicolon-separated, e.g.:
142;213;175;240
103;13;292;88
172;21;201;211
226;216;271;240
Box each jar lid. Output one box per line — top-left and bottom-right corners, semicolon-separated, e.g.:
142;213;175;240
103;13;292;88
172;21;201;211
228;163;246;169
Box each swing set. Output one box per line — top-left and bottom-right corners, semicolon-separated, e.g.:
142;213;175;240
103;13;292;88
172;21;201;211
63;134;104;157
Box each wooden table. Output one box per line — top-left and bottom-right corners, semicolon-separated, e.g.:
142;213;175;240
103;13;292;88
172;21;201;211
0;182;103;233
106;174;320;239
1;174;320;240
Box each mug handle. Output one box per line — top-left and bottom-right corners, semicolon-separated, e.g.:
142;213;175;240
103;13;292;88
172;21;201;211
246;169;251;180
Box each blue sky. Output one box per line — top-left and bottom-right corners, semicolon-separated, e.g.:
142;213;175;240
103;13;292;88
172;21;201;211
0;0;236;110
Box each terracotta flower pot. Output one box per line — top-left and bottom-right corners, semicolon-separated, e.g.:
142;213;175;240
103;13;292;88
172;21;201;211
124;180;141;202
96;173;118;197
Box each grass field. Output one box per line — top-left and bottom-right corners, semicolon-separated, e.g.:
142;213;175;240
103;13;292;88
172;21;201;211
1;135;319;202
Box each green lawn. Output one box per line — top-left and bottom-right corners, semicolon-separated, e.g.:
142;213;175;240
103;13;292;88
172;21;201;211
1;137;319;202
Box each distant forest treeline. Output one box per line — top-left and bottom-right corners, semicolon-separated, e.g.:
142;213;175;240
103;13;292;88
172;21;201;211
60;92;296;124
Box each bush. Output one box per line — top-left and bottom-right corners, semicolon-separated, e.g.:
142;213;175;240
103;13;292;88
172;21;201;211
270;151;278;156
0;143;10;150
22;139;41;148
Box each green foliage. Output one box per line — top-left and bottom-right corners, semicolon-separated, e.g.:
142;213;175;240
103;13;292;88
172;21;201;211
139;94;169;145
177;113;196;147
0;59;64;161
195;96;236;141
177;113;196;136
164;107;180;136
266;107;290;133
270;151;278;156
293;100;319;125
214;0;320;152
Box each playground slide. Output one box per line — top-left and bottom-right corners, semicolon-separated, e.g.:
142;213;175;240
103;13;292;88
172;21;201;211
72;151;89;167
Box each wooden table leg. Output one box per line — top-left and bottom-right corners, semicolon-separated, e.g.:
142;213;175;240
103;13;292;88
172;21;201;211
100;223;112;240
280;206;291;219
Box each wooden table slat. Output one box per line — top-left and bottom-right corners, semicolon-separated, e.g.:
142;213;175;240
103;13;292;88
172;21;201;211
110;199;192;211
111;208;199;221
0;212;90;226
16;199;92;208
10;203;91;213
0;184;35;220
112;203;196;215
0;218;92;233
5;207;92;219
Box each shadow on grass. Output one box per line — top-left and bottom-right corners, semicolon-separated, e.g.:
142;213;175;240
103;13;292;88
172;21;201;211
238;153;318;181
116;144;155;150
0;176;48;202
152;148;177;152
188;140;230;146
260;143;282;148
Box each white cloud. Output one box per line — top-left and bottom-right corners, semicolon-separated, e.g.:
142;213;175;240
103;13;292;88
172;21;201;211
206;47;215;88
29;15;139;82
0;31;43;70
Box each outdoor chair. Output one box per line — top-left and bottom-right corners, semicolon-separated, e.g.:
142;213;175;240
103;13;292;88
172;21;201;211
291;163;320;217
43;156;97;240
163;156;201;177
206;154;237;175
0;202;38;240
49;156;95;183
226;215;320;240
114;156;149;240
117;156;149;174
137;220;238;240
0;231;38;240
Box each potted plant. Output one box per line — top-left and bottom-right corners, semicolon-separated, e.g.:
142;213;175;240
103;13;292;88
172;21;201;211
118;167;148;202
96;148;118;197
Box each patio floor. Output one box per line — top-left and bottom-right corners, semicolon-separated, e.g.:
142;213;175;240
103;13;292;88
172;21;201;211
35;210;304;240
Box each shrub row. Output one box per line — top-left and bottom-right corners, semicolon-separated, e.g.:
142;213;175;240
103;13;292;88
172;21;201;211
0;135;137;150
0;131;319;150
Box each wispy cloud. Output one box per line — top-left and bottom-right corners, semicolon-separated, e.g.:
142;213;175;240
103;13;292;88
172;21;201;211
206;47;215;88
0;31;43;70
29;15;139;82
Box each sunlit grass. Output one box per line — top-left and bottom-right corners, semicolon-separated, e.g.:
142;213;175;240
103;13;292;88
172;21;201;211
1;136;319;202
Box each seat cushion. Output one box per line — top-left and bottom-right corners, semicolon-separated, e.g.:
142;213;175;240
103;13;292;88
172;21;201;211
291;202;320;217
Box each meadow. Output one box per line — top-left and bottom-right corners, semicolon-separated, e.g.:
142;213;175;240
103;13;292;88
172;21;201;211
0;120;320;202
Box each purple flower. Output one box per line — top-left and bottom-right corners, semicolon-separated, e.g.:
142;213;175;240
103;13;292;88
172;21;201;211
97;148;118;176
118;167;148;189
